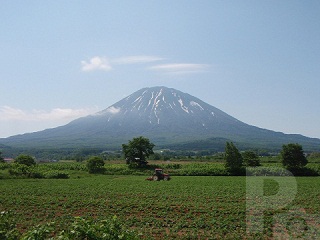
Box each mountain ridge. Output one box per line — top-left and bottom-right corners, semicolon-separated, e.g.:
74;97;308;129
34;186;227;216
1;86;319;151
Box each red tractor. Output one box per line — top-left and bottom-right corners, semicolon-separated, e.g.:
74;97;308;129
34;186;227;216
146;168;171;181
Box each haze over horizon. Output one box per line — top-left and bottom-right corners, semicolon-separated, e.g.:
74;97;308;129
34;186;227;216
1;1;320;139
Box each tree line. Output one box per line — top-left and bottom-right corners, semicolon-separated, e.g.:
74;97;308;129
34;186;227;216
0;137;311;176
224;142;307;175
121;137;309;176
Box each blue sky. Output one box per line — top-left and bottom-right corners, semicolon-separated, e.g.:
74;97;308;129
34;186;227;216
1;1;320;139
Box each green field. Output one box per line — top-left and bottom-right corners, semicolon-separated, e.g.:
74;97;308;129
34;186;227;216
1;175;320;239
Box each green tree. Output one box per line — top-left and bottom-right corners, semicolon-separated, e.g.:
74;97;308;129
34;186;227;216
242;151;261;167
122;136;155;168
86;156;105;174
224;142;243;174
0;151;4;163
150;152;162;160
280;143;307;170
307;152;320;161
14;154;36;166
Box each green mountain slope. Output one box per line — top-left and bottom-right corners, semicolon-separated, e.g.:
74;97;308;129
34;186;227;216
0;86;319;152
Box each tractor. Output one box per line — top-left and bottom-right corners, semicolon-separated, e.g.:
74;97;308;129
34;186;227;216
146;168;171;181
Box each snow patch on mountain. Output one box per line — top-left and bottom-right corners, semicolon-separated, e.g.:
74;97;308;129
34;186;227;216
190;101;204;110
178;98;189;113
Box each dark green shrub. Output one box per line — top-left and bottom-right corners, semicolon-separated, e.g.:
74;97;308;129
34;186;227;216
44;171;69;179
0;151;4;163
29;171;45;179
242;151;260;167
280;143;308;171
86;156;105;174
8;163;31;177
14;155;36;166
224;142;243;175
0;163;9;170
7;164;70;179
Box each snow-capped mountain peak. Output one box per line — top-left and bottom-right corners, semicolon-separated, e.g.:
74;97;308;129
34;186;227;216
3;86;319;150
97;86;230;127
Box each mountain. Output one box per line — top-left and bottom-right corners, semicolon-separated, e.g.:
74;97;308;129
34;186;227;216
1;86;320;151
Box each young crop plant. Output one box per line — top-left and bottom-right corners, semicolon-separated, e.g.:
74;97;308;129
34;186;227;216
1;170;319;238
0;211;20;240
0;213;140;240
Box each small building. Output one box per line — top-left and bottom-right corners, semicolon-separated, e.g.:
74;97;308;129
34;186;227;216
3;158;14;163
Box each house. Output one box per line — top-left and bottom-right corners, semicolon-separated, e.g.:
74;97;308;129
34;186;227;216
3;158;14;163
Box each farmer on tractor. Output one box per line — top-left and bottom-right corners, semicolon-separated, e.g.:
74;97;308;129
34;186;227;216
146;168;171;181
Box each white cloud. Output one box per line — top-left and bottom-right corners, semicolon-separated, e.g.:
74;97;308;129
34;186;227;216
113;55;163;64
81;55;163;72
0;106;97;121
0;106;99;138
81;56;112;72
33;108;97;121
149;63;210;74
0;106;26;121
81;55;209;75
105;106;120;114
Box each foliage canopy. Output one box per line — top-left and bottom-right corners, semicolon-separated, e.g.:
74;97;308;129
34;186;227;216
122;136;155;168
280;143;307;170
224;142;243;174
14;154;36;166
242;151;260;167
86;156;105;174
0;151;4;163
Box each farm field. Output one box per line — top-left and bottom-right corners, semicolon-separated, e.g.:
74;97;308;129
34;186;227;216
1;175;320;239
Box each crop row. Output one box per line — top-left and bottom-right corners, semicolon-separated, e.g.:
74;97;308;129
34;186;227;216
1;162;320;179
1;175;319;238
